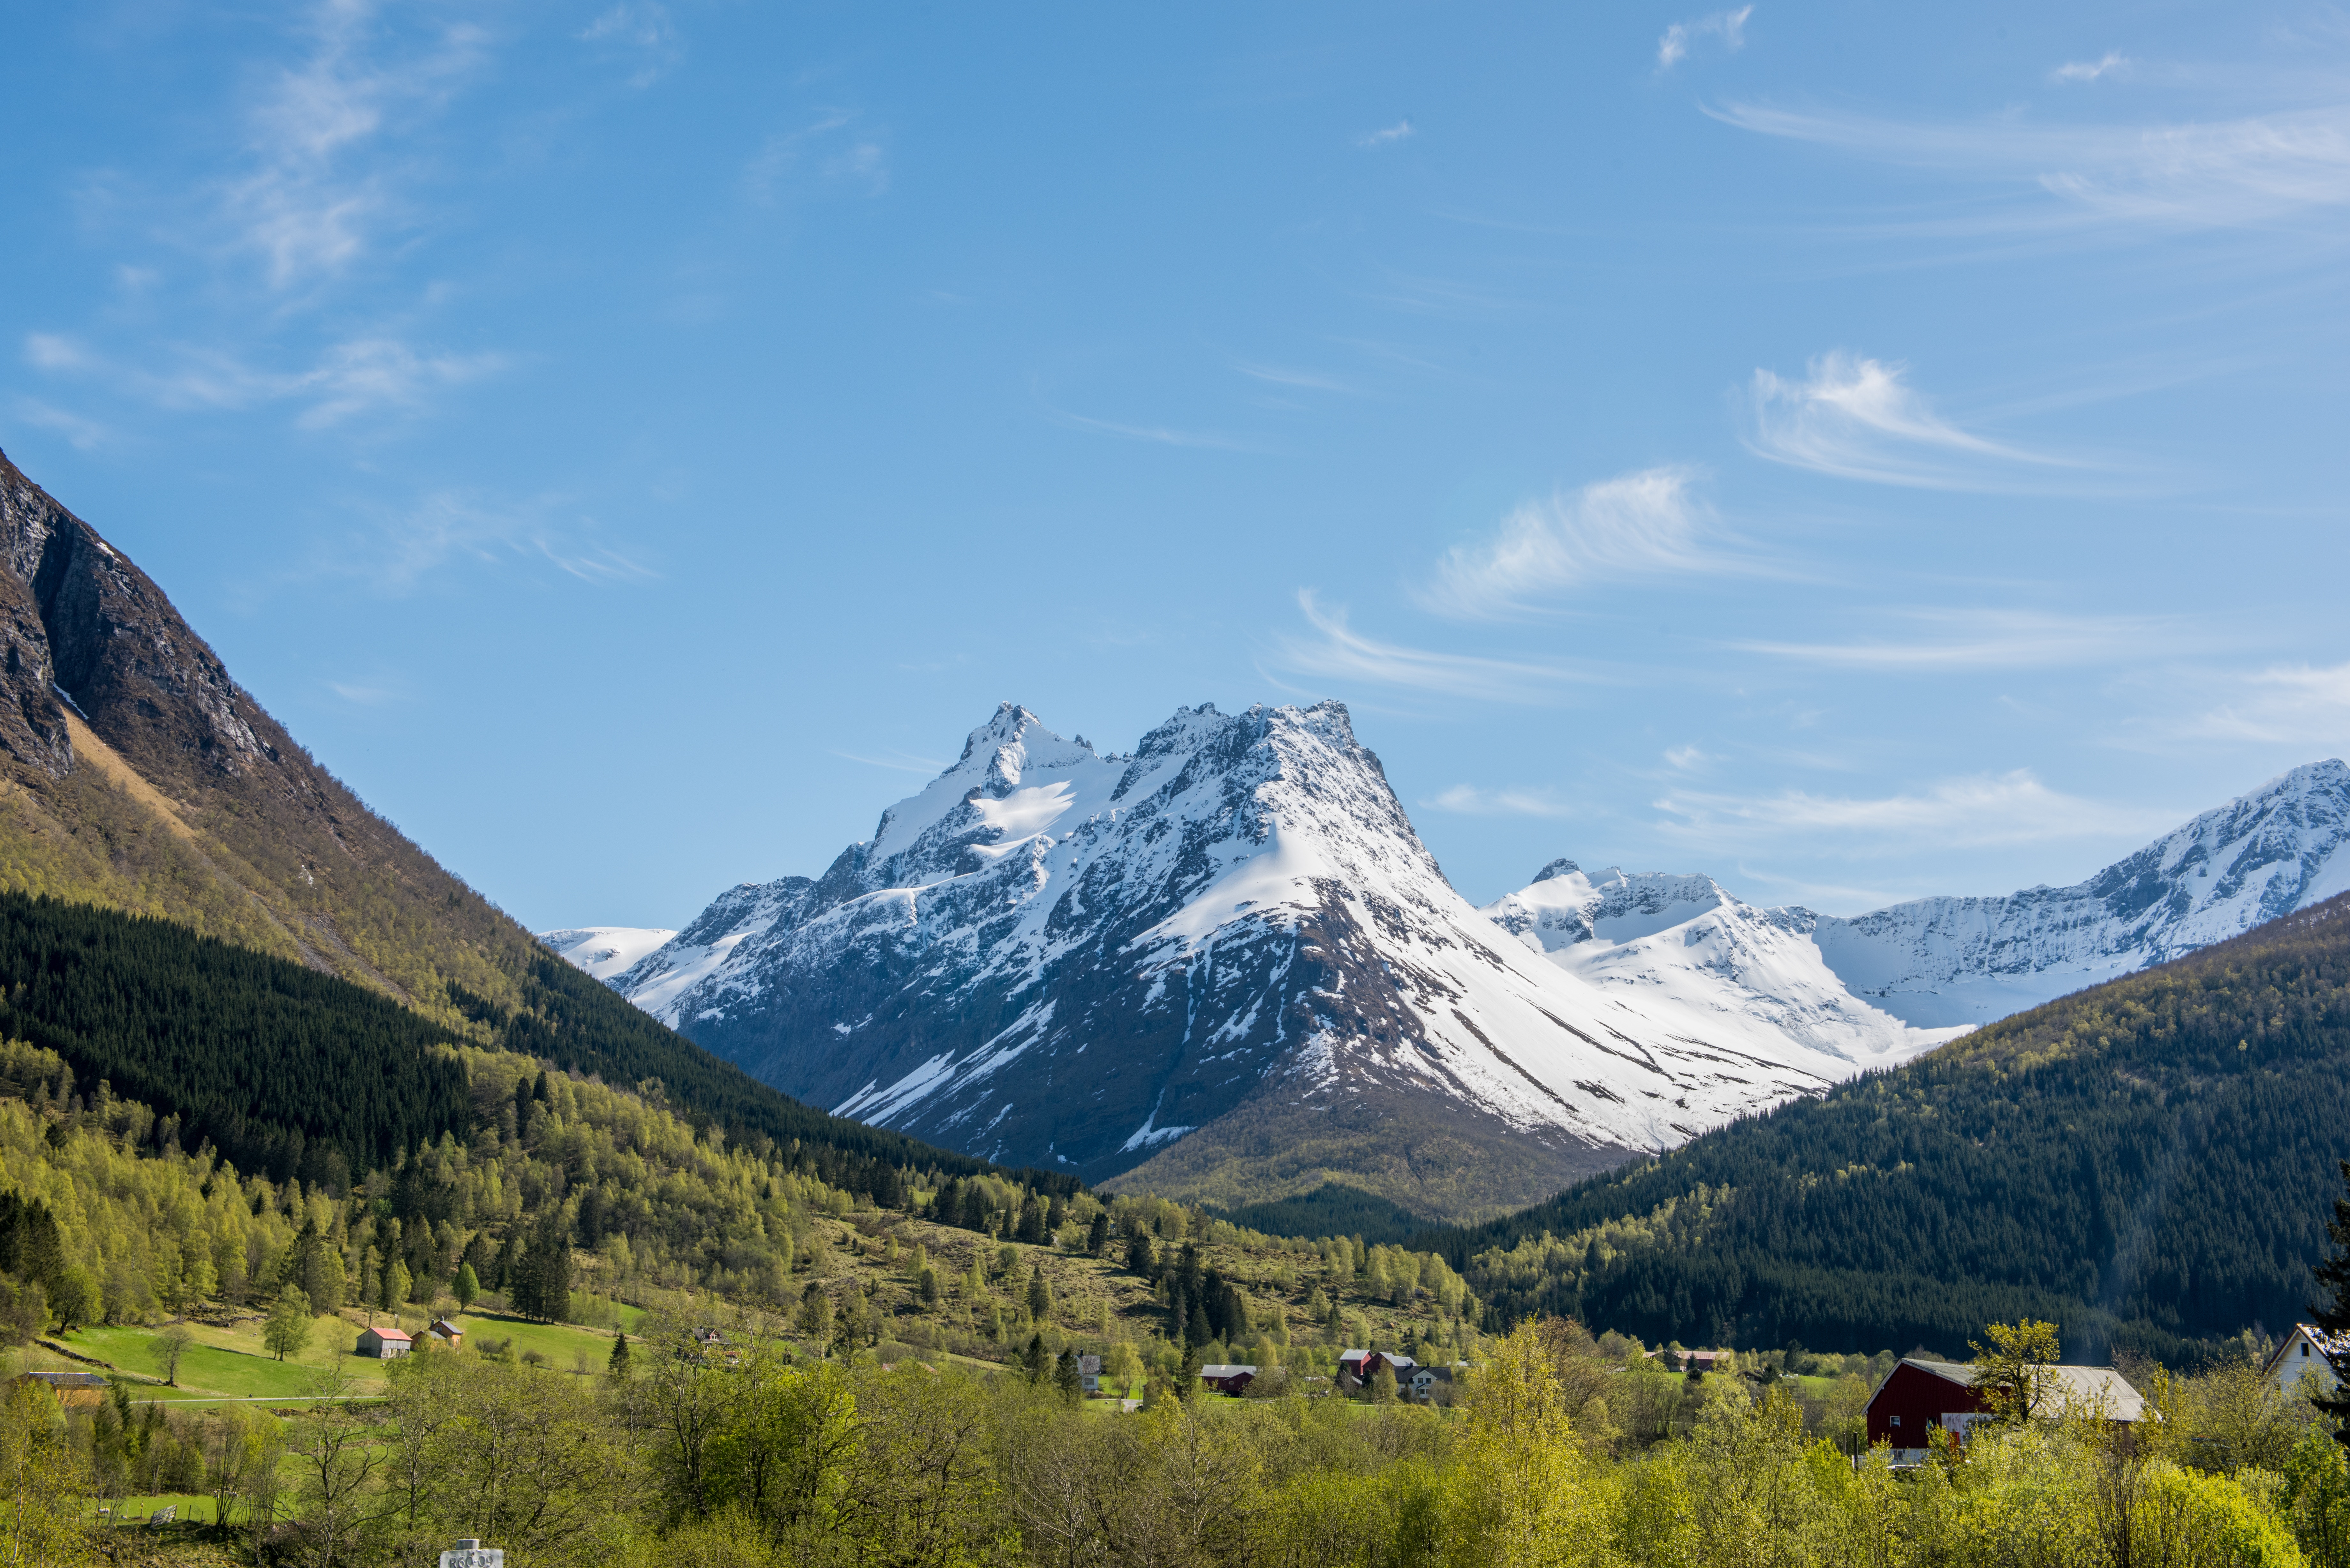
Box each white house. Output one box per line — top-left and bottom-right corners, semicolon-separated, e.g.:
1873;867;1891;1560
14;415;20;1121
1077;1354;1102;1396
2263;1324;2347;1399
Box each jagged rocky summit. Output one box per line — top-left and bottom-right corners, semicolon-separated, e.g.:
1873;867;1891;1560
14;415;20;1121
579;703;1939;1219
1489;759;2350;1035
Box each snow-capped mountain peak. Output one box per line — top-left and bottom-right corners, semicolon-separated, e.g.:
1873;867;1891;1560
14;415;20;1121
567;700;1912;1214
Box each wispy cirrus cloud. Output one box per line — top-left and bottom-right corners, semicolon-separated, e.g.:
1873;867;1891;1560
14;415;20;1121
581;3;683;88
1658;5;1752;70
25;330;503;429
2052;52;2131;84
2190;660;2350;744
1425;784;1575;818
831;748;951;775
1421;466;1741;620
1733;608;2178;671
1710;96;2350;233
224;0;490;290
1358;119;1414;148
1745;351;2087;491
8;396;112;451
746;111;891;203
353;490;656;591
1268;590;1579;703
1656;770;2175;850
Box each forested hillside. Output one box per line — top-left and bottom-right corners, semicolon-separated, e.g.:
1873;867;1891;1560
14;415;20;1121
0;887;1049;1197
1428;892;2350;1363
0;450;1015;1196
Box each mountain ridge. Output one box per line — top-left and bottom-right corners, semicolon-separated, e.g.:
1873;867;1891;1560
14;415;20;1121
580;702;1942;1220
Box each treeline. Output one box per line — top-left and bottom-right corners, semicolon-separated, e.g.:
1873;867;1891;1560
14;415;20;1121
0;886;1067;1201
1425;892;2350;1363
0;891;472;1185
18;1315;2350;1568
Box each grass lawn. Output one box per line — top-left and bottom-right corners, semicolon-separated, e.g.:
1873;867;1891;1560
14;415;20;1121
444;1309;640;1376
48;1314;394;1401
87;1494;230;1526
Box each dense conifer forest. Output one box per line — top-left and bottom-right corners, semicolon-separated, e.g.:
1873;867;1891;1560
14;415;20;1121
0;888;1050;1198
1429;892;2350;1363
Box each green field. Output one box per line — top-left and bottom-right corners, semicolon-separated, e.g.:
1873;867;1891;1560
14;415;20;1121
36;1305;657;1401
41;1313;390;1401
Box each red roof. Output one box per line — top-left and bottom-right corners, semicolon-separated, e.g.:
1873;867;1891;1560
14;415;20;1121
364;1326;413;1342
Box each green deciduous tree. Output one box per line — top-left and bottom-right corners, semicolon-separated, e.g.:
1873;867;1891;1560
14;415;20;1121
1971;1318;2063;1424
263;1287;313;1362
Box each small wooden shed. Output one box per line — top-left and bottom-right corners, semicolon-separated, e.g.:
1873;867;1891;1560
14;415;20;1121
356;1325;414;1359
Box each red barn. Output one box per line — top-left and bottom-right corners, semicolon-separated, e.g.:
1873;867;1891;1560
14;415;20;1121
1866;1358;1992;1461
1199;1363;1257;1396
1865;1356;2150;1462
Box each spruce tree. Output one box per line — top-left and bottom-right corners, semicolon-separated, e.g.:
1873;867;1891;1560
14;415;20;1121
2311;1158;2350;1442
609;1331;632;1378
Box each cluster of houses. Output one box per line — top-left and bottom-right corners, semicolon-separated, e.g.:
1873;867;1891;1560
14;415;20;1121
355;1319;467;1358
1191;1349;1452;1403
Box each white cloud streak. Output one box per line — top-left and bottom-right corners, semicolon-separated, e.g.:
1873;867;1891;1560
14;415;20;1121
1421;466;1732;619
1746;351;2081;491
1711;96;2350;233
1659;5;1752;70
1733;609;2176;671
225;0;489;290
1656;770;2173;849
25;331;503;428
361;491;656;591
1426;784;1576;818
1270;590;1578;703
580;3;683;88
2052;52;2130;84
7;397;111;451
747;111;890;203
2192;661;2350;744
1359;119;1414;148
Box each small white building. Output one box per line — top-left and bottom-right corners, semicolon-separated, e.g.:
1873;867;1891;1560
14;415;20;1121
1077;1353;1102;1395
2263;1324;2347;1398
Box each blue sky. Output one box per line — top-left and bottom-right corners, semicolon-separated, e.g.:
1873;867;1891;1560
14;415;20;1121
6;1;2350;929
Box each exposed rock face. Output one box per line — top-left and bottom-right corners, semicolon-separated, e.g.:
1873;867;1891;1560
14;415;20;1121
594;702;1904;1216
0;447;539;1011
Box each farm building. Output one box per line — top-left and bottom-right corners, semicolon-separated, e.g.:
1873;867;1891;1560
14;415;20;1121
13;1370;106;1409
2263;1325;2346;1398
356;1326;413;1359
1865;1356;2149;1464
428;1320;465;1350
1077;1353;1102;1395
1338;1350;1418;1388
1199;1364;1258;1396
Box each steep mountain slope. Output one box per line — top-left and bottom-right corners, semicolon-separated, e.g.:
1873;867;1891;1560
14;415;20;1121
1486;862;1966;1063
1487;762;2350;1043
1816;759;2350;1026
1429;890;2350;1364
0;448;1022;1190
588;703;1935;1220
